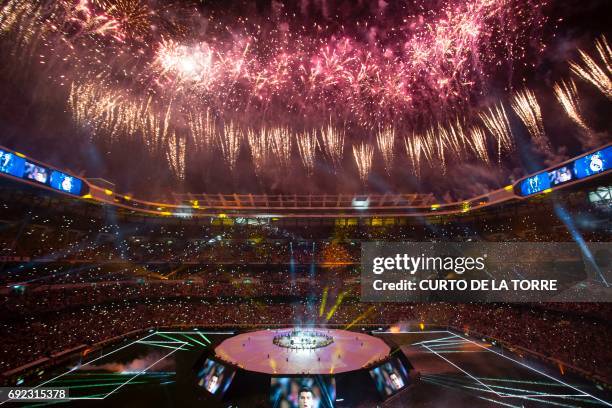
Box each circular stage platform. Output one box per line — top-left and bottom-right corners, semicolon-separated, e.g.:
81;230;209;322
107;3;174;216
214;328;390;374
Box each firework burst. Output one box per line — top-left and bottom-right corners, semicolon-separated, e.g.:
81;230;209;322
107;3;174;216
68;79;166;149
404;136;423;179
319;123;344;169
352;143;374;184
0;0;575;191
570;36;612;100
166;133;186;180
296;131;318;177
219;122;242;171
188;109;215;152
553;79;590;133
92;0;153;39
270;127;292;169
427;127;447;174
154;39;217;87
438;120;465;159
376;127;395;174
479;103;513;163
467;126;490;164
511;88;549;152
246;128;270;178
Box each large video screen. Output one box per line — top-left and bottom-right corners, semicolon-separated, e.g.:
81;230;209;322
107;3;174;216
548;165;573;186
50;170;83;195
0;149;26;178
271;376;336;408
0;148;86;195
519;172;550;196
196;358;235;397
574;145;611;179
24;161;49;184
369;358;410;398
518;145;612;196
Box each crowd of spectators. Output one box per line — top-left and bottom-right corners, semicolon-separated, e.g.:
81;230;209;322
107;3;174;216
1;186;609;269
1;299;611;382
0;184;610;386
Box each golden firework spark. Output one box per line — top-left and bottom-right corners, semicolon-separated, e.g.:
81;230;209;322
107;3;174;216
438;120;464;158
352;143;374;183
246;128;270;177
319;122;344;169
219;122;242;171
479;102;513;163
188;109;215;151
467;126;490;163
376;126;395;174
403;135;423;179
270;127;292;169
553;79;590;132
511;87;549;152
166;133;186;180
296;130;318;176
69;79;162;147
92;0;153;38
570;35;612;100
425;127;447;174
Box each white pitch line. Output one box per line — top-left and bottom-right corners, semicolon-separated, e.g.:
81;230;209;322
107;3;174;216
498;394;589;398
423;340;472;347
361;329;611;405
411;334;463;345
425;376;587;399
452;332;612;406
156;331;234;335
31;331;158;389
374;330;450;334
56;342;185;401
100;343;186;399
2;330;233;405
1;332;162;405
422;344;502;397
32;329;227;388
387;329;611;405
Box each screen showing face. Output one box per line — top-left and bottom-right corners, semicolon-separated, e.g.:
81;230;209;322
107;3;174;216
24;162;49;184
50;171;83;195
270;377;336;408
196;359;235;396
0;149;25;177
574;146;611;179
369;358;409;398
548;166;573;186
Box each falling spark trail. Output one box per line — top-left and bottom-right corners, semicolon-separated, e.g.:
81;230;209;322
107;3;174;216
320;123;344;169
297;131;318;176
270;127;292;169
404;136;423;179
376;127;395;174
219;122;242;171
479;103;513;163
511;88;549;152
467;127;490;163
247;128;269;177
553;79;590;133
188;110;215;151
166;133;186;180
570;36;612;100
352;143;374;184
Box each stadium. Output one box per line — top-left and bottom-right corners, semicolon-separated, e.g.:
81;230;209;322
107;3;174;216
0;0;611;407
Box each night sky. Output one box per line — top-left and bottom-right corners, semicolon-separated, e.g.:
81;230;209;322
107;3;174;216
0;0;610;200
